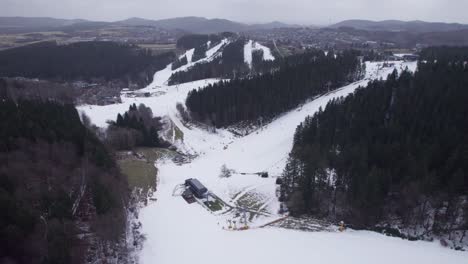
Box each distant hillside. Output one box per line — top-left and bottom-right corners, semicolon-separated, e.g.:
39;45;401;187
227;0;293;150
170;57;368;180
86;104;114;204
330;19;468;32
119;16;296;33
0;16;297;34
119;16;246;33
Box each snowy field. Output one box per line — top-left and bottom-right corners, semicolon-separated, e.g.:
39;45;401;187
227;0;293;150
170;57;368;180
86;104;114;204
78;53;468;264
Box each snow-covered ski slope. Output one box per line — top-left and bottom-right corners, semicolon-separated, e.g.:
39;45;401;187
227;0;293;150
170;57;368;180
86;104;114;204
78;59;468;264
143;39;228;88
244;39;275;68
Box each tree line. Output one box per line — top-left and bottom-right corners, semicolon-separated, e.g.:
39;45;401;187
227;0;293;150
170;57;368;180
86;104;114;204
281;50;468;239
185;49;364;128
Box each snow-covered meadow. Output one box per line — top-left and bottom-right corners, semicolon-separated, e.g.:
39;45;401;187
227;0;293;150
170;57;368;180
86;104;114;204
77;45;468;264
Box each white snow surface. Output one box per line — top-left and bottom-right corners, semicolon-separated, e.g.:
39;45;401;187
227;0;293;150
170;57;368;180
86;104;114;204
244;40;275;68
77;59;468;264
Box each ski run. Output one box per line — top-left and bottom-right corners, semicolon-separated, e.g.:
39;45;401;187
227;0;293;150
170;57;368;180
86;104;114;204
78;46;468;264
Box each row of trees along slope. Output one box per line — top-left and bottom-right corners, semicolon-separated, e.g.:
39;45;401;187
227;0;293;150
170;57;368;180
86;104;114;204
185;50;364;128
281;48;468;248
0;97;130;263
0;41;175;87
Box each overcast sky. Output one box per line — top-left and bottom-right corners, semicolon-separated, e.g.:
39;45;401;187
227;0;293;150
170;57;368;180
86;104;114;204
2;0;468;25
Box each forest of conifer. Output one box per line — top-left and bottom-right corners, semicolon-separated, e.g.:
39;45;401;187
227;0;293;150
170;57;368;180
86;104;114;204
280;48;468;245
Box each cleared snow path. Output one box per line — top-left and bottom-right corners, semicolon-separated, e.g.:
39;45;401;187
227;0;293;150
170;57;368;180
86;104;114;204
78;60;468;264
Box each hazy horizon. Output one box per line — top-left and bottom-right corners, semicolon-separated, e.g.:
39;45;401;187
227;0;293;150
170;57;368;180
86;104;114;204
1;0;468;25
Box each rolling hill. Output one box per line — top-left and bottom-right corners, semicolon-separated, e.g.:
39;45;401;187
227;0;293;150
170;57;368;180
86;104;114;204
119;16;247;33
118;16;298;33
0;16;296;34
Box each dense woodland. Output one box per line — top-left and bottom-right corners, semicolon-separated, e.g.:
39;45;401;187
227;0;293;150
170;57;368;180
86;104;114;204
185;50;364;127
106;103;167;150
419;46;468;62
0;99;129;263
0;41;175;87
281;50;468;245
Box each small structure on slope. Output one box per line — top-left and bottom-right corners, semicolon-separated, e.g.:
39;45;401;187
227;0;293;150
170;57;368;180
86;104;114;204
185;178;208;198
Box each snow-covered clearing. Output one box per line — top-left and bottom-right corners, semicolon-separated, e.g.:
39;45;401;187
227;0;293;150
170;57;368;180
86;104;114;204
244;40;275;68
78;59;468;264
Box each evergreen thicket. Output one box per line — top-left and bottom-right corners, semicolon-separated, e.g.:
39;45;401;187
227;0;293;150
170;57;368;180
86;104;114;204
107;103;166;150
0;41;175;85
185;50;364;127
281;50;468;230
